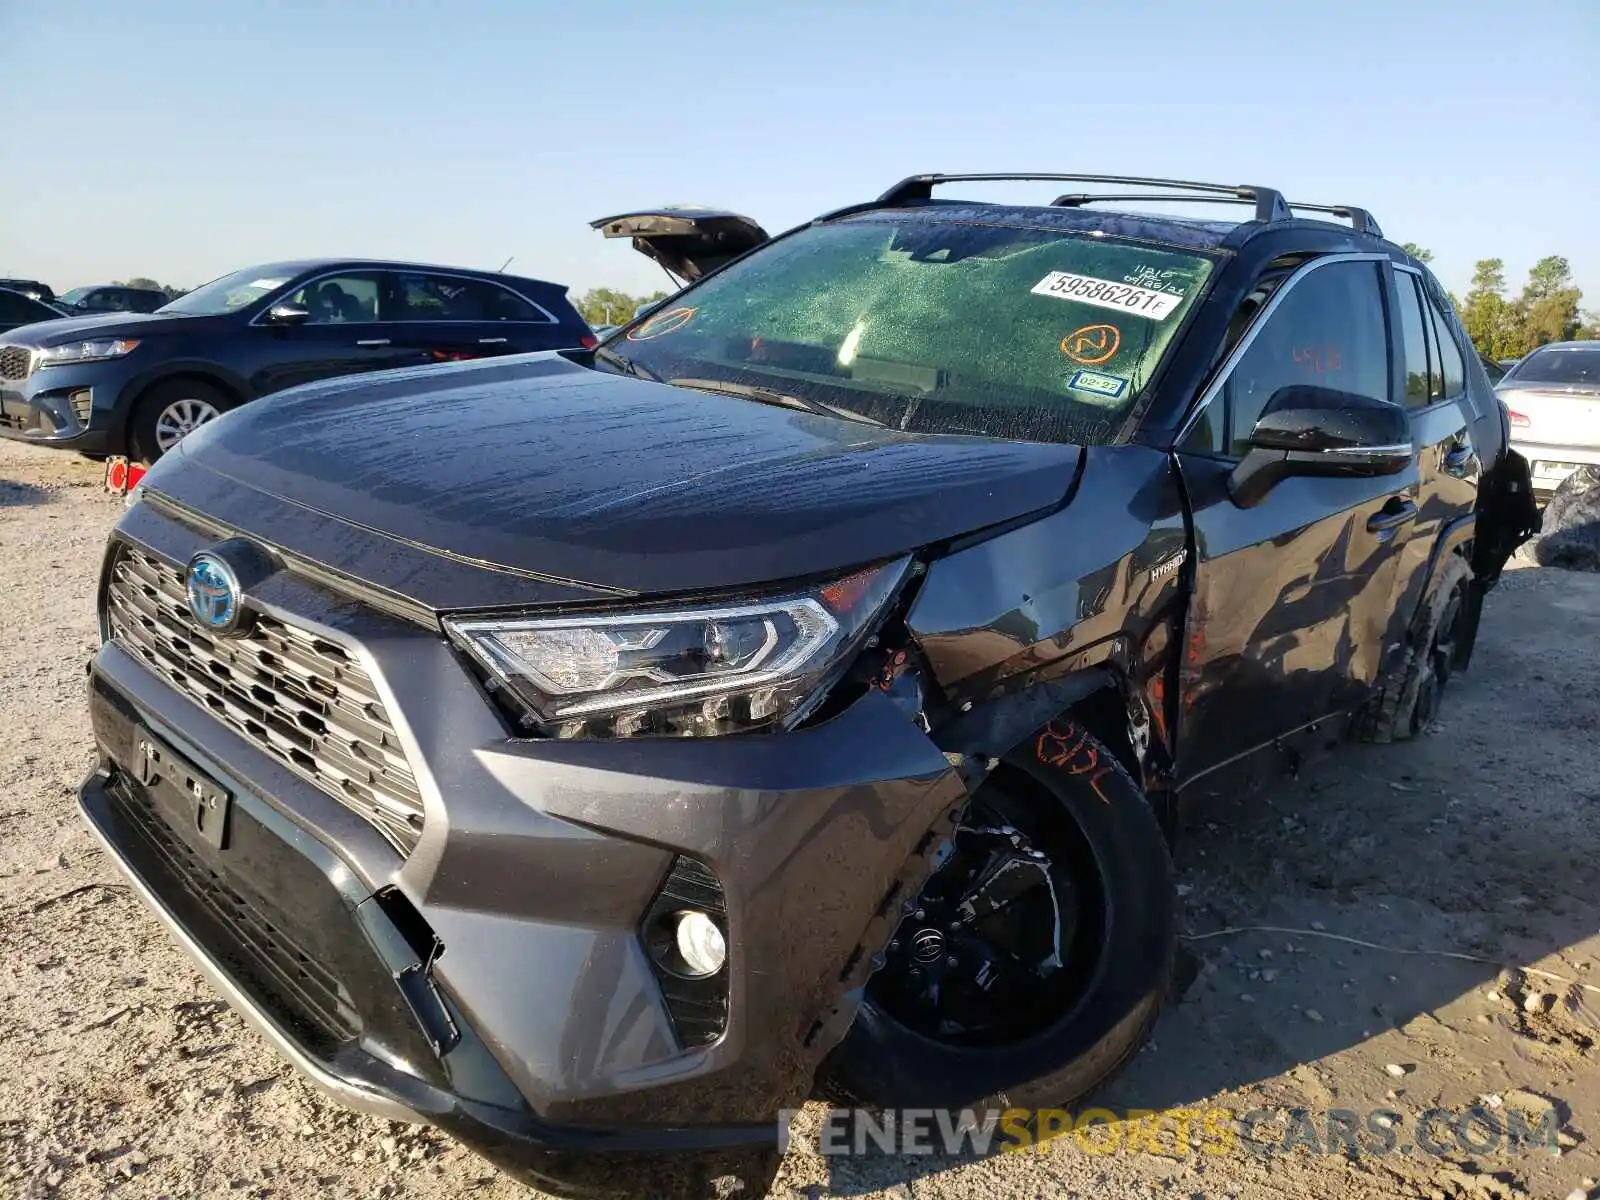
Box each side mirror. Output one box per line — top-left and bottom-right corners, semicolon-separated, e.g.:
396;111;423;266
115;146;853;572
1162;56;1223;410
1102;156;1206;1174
264;302;310;327
1229;385;1412;507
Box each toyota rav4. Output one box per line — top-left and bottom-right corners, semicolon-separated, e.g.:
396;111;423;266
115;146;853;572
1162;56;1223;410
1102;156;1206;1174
80;174;1538;1196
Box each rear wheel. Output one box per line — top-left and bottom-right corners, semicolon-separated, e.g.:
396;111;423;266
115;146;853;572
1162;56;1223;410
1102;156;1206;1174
1358;555;1473;743
818;728;1174;1110
130;379;236;463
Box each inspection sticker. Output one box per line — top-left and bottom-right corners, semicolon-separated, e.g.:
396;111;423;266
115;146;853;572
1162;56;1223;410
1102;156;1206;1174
1067;369;1128;399
1032;271;1184;320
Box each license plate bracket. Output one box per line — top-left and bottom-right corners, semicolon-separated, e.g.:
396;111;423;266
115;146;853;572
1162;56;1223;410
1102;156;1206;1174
133;728;233;851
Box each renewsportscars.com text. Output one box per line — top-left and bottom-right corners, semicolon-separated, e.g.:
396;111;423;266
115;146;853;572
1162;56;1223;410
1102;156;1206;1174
779;1105;1562;1160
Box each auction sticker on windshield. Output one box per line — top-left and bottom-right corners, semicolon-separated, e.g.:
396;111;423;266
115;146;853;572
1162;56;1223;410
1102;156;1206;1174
1031;272;1184;320
1066;369;1128;399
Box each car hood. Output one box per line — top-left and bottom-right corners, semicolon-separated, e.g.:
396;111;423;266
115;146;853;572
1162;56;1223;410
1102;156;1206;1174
148;354;1084;609
5;309;206;344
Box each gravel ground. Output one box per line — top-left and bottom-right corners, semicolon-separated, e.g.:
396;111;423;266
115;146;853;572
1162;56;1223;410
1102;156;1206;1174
0;436;1595;1200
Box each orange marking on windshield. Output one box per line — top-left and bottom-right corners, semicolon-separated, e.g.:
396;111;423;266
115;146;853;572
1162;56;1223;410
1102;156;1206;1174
627;306;697;341
1062;324;1121;365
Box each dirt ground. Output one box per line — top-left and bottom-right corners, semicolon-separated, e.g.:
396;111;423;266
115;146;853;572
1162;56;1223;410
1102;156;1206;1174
0;436;1595;1200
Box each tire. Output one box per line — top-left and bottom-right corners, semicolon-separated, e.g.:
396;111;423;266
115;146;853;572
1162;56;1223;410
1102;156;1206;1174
1356;554;1473;744
817;726;1175;1111
130;379;237;464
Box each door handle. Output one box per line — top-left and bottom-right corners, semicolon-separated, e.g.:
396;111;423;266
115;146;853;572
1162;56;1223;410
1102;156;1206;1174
1366;498;1417;535
356;338;390;347
478;337;508;345
1442;446;1475;477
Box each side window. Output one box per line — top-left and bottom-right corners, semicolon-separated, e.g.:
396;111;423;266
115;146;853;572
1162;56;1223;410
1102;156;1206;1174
1215;261;1390;457
390;272;549;322
1425;295;1465;397
0;292;36;322
285;273;382;324
1393;273;1432;408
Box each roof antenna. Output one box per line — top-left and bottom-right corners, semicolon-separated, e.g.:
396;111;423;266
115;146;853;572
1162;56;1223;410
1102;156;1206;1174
496;256;515;273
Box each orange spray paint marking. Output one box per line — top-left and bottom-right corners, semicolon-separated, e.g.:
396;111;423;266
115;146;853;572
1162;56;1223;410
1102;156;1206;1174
1061;324;1121;365
1036;719;1115;803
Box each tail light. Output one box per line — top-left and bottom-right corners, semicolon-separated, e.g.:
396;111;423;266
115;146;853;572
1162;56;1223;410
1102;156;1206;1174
579;334;598;350
1507;409;1530;428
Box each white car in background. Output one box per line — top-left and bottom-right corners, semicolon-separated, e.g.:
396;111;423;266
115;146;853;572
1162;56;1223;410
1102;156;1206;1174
1496;341;1600;496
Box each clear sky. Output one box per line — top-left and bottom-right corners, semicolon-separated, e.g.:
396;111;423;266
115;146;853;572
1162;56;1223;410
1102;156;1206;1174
2;0;1596;306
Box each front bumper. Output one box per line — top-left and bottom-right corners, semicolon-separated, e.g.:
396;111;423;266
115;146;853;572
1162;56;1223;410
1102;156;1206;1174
0;360;123;452
82;499;966;1188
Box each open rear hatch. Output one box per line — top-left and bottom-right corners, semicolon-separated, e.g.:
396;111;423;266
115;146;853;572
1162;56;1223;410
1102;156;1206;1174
590;207;769;283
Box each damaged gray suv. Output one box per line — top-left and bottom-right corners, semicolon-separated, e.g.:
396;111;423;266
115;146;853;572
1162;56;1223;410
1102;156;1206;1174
81;174;1538;1195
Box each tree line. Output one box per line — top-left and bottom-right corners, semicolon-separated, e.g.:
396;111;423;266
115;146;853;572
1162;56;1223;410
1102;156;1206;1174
573;287;668;328
1401;245;1595;361
118;277;188;299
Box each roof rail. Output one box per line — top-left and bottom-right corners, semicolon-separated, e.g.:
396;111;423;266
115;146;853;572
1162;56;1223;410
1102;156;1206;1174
1284;201;1383;238
876;174;1291;223
875;174;1383;237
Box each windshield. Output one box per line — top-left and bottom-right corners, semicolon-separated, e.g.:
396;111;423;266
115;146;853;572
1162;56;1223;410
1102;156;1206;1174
158;267;293;316
1502;346;1600;388
57;287;94;306
597;215;1216;444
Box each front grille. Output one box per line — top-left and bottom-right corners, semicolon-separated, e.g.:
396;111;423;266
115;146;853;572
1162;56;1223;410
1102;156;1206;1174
0;345;32;381
109;775;361;1049
105;547;426;854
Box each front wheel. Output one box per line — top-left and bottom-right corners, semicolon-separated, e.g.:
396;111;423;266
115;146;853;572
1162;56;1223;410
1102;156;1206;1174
817;726;1175;1110
130;379;237;464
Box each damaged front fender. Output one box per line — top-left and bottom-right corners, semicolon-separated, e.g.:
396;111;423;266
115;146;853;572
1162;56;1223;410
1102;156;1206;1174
902;445;1190;800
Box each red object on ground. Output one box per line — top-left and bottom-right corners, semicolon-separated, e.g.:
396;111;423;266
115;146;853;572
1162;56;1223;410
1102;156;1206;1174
103;458;148;496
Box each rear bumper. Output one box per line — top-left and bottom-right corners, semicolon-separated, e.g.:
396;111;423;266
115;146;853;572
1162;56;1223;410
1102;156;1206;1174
1511;440;1600;492
82;501;967;1189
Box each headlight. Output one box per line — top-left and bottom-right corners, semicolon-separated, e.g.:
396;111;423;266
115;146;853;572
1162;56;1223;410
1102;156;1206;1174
36;338;141;367
446;557;911;738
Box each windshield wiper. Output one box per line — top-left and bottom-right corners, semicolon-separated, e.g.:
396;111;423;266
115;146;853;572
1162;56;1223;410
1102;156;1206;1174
593;344;661;382
668;378;883;426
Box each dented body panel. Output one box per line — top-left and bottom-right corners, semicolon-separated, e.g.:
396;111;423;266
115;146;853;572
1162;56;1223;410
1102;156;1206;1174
907;445;1187;793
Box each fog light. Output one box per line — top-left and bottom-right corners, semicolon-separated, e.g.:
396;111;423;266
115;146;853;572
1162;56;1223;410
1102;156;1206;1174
675;911;727;976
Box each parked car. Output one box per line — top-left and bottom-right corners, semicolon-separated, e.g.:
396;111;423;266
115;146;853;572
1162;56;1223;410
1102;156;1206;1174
0;287;70;335
1497;339;1600;495
0;258;596;462
57;284;171;315
0;277;55;303
79;174;1536;1196
1478;352;1507;384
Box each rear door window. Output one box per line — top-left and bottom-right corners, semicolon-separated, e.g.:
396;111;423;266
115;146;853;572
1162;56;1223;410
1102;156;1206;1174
1393;272;1432;408
390;272;552;323
1424;293;1466;397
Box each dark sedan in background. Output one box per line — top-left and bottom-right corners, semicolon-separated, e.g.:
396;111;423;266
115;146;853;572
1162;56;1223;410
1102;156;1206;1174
0;259;596;461
57;284;171;315
0;288;70;335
